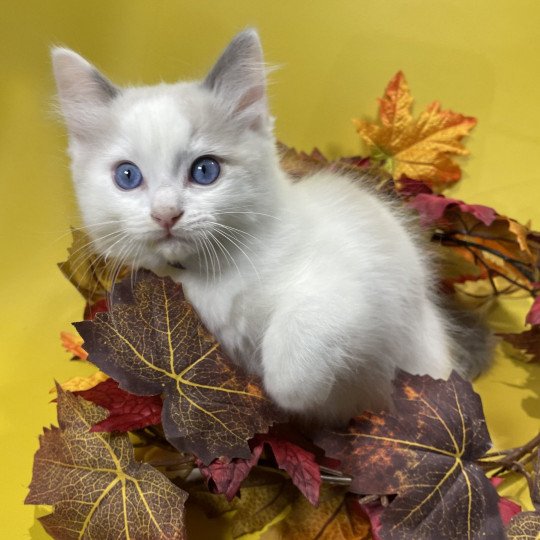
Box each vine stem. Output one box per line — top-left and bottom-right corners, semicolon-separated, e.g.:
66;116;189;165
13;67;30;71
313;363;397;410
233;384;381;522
479;432;540;466
476;431;540;494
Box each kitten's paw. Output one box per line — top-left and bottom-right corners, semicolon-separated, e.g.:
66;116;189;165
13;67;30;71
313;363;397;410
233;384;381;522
262;370;332;414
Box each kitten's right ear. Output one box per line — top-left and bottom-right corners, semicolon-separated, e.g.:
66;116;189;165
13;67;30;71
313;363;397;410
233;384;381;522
203;29;270;132
51;47;119;139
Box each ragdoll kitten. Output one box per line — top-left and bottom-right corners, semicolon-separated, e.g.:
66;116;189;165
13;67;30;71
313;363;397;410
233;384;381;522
51;29;491;425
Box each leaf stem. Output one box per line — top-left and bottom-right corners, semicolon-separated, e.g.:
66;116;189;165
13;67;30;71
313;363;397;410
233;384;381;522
475;431;540;495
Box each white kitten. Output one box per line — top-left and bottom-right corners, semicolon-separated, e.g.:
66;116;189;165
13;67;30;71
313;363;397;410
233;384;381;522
52;29;490;425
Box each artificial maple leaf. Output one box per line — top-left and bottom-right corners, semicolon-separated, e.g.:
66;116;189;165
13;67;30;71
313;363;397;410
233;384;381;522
409;193;496;227
280;485;372;540
361;502;383;540
507;513;540;539
186;468;297;538
497;327;540;362
506;449;540;538
60;331;88;360
314;371;504;539
278;142;373;181
395;176;433;197
278;143;330;179
26;386;187;539
56;370;108;393
59;229;129;303
74;378;162;432
74;270;283;464
196;445;264;502
260;433;321;505
198;431;321;504
526;296;540;325
354;71;477;191
224;468;299;538
84;297;108;320
433;208;540;293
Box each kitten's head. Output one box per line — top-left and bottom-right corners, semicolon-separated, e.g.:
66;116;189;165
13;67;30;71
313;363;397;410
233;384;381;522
52;29;280;276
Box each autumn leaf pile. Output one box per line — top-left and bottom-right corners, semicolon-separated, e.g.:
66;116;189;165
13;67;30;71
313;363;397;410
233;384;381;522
27;72;540;539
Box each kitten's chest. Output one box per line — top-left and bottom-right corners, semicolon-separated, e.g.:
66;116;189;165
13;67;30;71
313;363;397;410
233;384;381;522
181;274;265;373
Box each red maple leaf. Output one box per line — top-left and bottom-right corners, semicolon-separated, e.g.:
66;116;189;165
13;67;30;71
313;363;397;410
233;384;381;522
489;477;521;527
84;298;108;320
196;445;264;502
198;432;322;505
409;193;497;227
526;296;540;326
74;378;162;432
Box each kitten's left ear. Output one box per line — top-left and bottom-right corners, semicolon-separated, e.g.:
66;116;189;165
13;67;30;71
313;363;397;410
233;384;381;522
51;47;119;139
203;29;270;132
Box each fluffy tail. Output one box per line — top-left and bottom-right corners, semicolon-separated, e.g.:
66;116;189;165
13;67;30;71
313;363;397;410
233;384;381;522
442;299;495;379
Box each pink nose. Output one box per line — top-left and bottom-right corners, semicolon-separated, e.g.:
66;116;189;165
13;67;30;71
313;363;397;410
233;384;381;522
151;211;183;229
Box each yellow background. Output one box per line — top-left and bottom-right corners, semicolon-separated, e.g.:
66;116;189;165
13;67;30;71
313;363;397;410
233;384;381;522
1;1;539;538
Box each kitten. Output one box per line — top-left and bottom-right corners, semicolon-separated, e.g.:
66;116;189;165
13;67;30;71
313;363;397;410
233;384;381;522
52;29;491;425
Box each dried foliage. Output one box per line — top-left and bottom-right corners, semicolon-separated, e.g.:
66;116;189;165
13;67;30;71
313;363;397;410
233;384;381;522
27;71;540;540
506;449;540;539
315;371;504;539
354;71;477;190
280;485;371;540
26;387;187;539
58;229;128;304
74;270;284;464
74;378;162;432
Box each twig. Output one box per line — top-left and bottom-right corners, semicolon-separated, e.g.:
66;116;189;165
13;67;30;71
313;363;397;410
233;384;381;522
476;432;540;483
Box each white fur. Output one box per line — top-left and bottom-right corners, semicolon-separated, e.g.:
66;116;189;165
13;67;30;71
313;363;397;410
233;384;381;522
52;30;455;425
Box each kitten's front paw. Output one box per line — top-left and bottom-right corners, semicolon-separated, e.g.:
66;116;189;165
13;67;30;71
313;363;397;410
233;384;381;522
262;371;332;415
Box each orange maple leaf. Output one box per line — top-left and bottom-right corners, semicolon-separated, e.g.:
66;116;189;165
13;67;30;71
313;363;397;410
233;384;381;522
60;331;88;360
354;71;477;191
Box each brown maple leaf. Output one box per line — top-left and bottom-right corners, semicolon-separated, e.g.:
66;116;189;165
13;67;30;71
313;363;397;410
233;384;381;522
497;327;540;363
354;71;477;191
26;386;187;539
59;229;129;303
74;270;284;464
314;371;504;539
278;142;330;179
280;485;371;540
278;142;375;182
507;513;540;539
432;208;540;295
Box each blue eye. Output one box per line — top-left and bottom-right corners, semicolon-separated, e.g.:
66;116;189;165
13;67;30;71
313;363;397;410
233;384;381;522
190;156;220;185
114;162;143;190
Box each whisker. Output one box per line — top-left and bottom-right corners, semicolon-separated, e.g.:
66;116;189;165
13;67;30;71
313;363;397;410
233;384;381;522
63;230;127;290
212;228;260;281
202;231;217;284
208;230;242;280
214;210;281;221
205;231;222;283
207;221;261;242
52;219;134;244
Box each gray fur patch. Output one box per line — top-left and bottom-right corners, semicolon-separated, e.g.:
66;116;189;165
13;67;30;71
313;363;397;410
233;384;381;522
442;298;495;379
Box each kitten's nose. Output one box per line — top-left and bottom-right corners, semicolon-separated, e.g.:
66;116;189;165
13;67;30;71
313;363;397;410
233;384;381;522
151;210;183;229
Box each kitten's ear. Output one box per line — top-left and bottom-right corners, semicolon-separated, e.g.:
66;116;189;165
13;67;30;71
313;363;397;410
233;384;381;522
51;47;119;139
203;29;270;132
